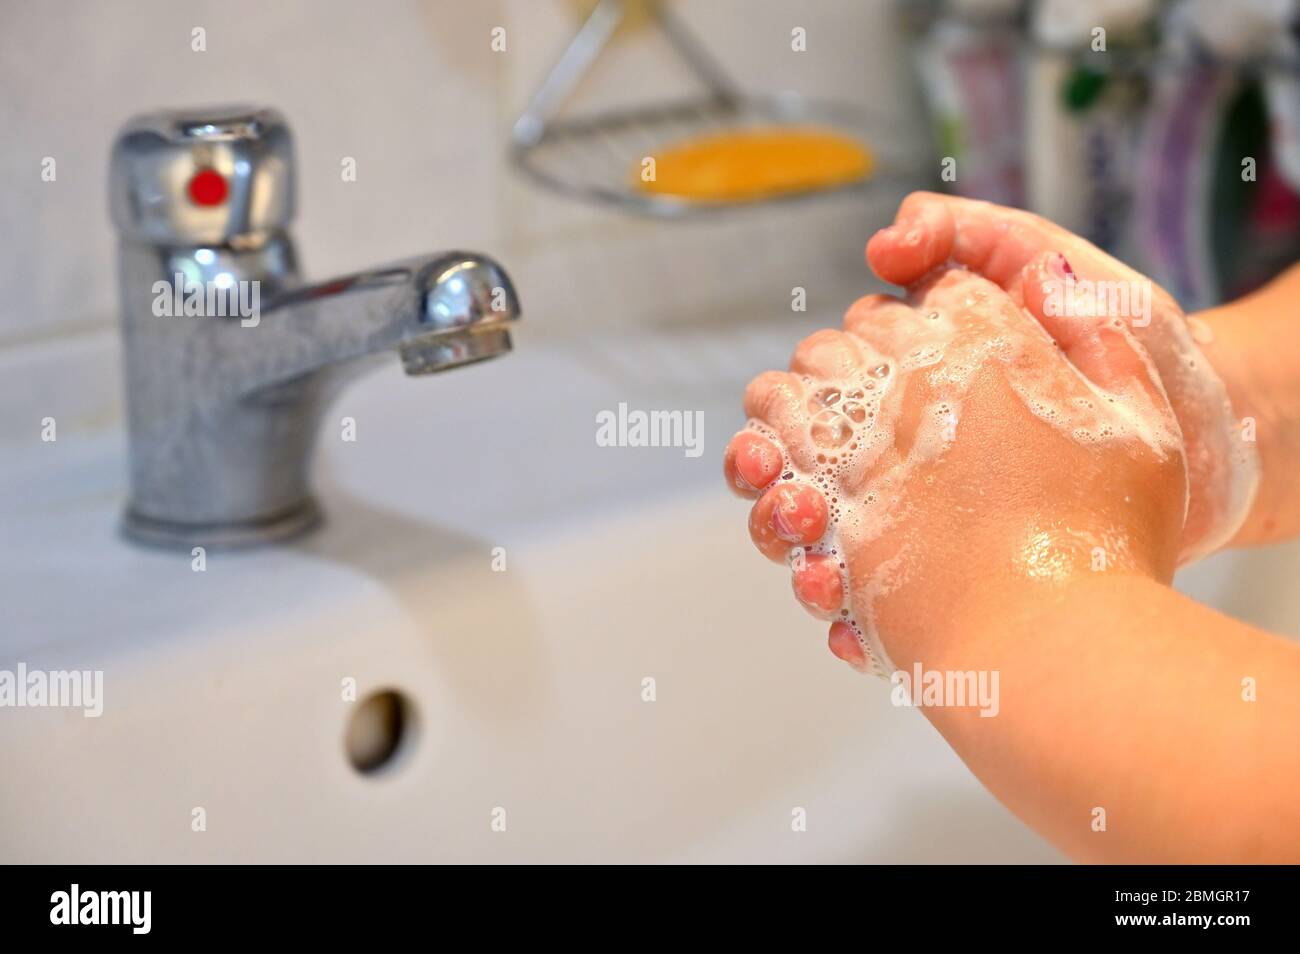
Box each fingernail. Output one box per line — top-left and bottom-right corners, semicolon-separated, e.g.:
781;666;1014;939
772;497;799;541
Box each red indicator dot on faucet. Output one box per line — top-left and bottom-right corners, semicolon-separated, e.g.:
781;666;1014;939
187;168;228;206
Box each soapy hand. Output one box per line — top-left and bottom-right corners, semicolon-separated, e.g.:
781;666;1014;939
865;192;1260;563
725;265;1188;673
725;205;1300;861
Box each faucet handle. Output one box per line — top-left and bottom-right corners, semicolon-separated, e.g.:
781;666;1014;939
109;105;294;246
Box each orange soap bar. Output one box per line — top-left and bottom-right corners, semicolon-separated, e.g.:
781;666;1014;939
636;126;874;202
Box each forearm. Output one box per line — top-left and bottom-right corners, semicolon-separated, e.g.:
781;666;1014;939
907;572;1300;863
1198;264;1300;546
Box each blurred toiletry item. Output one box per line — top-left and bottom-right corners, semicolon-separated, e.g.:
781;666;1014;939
1131;0;1300;309
1264;56;1300;191
1024;0;1158;254
906;0;1027;206
1194;0;1300;140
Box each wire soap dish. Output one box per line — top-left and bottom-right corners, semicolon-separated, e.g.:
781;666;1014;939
509;0;909;217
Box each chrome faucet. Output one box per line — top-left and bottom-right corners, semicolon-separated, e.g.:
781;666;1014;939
109;106;521;548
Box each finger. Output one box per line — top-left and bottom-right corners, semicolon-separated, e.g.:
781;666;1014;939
865;191;957;286
908;265;1011;331
842;293;922;357
789;328;865;381
749;482;828;562
743;370;820;471
791;552;844;619
828;620;870;673
868;191;1064;289
1020;251;1167;403
723;430;784;498
868;192;1170;305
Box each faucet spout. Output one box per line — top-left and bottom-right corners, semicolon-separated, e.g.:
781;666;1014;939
238;252;520;394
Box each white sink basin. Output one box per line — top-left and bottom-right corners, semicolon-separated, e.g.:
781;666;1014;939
3;320;1296;863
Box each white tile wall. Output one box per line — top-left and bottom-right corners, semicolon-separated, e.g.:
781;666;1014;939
1;0;928;348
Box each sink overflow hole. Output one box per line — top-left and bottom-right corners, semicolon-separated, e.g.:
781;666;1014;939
346;689;415;775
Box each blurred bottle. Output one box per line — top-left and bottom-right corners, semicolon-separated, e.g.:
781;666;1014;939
1024;0;1159;255
903;0;1028;206
1263;13;1300;191
1130;0;1300;309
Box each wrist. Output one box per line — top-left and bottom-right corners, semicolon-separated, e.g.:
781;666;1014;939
1199;303;1299;547
877;518;1167;672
